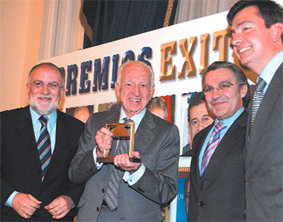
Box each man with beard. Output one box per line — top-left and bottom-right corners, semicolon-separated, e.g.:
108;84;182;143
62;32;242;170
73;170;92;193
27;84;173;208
227;1;283;220
1;63;85;221
188;61;249;221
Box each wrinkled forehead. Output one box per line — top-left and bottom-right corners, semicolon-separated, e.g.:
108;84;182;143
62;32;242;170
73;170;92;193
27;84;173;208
121;64;152;82
30;65;62;82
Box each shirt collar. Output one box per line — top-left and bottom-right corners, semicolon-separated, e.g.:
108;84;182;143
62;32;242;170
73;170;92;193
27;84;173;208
119;107;146;131
259;50;283;85
30;106;57;125
215;107;244;129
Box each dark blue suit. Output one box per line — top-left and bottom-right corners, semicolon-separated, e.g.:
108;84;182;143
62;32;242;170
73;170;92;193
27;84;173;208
188;111;247;221
1;106;85;221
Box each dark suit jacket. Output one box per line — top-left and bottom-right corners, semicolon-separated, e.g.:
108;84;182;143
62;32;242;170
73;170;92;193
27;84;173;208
245;63;283;221
68;104;180;221
1;106;85;221
188;111;247;222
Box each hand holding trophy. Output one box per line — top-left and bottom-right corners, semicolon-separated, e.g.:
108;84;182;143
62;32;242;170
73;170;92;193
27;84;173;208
96;122;140;163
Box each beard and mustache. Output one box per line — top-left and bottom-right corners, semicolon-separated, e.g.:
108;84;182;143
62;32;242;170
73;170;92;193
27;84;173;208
29;94;61;116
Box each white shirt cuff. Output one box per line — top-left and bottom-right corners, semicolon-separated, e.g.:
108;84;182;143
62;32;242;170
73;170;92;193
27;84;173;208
123;164;146;185
93;146;103;170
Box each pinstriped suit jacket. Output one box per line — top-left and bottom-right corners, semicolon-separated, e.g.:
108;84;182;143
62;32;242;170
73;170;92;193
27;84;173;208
245;63;283;221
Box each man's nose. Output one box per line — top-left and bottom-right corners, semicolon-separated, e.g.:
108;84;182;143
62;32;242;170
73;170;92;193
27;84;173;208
231;32;242;49
132;85;140;95
41;84;50;94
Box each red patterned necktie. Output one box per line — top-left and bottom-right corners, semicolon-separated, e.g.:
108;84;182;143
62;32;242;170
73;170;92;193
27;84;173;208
200;121;226;177
36;116;52;181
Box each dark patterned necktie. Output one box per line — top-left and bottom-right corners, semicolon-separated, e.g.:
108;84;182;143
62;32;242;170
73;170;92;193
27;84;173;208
200;121;226;177
36;116;52;181
104;118;133;210
250;78;266;127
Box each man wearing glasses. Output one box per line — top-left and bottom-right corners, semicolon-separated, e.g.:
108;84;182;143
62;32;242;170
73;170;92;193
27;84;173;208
188;61;249;221
1;63;85;221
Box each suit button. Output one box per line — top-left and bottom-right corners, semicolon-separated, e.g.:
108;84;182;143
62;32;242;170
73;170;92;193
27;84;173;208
199;201;204;206
102;188;105;193
96;207;99;212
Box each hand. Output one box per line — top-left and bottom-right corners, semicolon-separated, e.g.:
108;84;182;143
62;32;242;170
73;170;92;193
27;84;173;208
44;195;73;219
95;127;113;158
12;193;41;219
114;151;141;174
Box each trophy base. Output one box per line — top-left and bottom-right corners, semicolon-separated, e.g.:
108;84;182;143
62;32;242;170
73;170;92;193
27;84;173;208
97;156;141;163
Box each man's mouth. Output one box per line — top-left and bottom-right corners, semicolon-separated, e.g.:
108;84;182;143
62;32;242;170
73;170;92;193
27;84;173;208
239;46;252;54
38;97;52;101
129;98;141;102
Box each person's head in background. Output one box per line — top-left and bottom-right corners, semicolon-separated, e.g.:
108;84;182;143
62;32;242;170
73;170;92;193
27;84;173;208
187;92;214;145
74;106;91;123
202;61;250;121
148;97;168;120
227;0;283;74
26;62;65;116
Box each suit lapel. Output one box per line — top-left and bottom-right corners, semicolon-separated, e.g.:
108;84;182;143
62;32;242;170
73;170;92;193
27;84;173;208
17;106;42;169
134;111;156;155
193;124;213;183
202;111;247;178
248;64;283;152
44;110;68;179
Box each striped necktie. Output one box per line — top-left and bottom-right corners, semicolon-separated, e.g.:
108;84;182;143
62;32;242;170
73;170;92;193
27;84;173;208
200;122;226;177
36;116;52;181
104;117;133;210
250;78;266;127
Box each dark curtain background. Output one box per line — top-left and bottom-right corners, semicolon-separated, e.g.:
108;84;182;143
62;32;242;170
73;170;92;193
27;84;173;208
81;0;178;49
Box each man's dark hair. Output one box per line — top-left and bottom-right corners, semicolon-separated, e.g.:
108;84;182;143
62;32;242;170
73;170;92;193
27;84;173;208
202;61;250;108
227;0;283;42
187;92;206;123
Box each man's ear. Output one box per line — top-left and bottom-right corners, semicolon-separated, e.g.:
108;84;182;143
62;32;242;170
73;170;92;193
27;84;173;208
271;22;283;42
240;84;248;99
115;82;120;98
150;86;155;98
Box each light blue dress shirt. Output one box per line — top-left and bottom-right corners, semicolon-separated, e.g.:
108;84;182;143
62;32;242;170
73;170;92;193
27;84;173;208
5;107;57;207
198;107;245;171
259;50;283;94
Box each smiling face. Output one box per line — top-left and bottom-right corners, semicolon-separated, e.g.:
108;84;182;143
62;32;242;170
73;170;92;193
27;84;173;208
115;62;154;118
230;6;282;74
204;68;247;121
189;102;214;143
27;65;64;115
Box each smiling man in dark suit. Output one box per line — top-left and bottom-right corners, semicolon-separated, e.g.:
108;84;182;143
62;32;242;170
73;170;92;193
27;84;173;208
188;61;249;221
228;1;283;220
69;60;180;222
1;63;85;221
